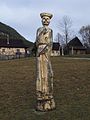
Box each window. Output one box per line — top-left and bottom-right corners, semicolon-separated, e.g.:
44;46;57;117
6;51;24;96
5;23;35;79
2;49;5;52
17;49;20;52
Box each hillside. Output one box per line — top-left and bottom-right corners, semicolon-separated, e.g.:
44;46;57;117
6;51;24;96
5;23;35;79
0;22;33;47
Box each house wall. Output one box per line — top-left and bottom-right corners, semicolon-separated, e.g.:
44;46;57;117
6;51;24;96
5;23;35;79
69;49;86;55
51;50;60;56
0;47;25;55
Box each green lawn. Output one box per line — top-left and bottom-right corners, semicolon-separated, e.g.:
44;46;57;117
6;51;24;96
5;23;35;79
0;57;90;120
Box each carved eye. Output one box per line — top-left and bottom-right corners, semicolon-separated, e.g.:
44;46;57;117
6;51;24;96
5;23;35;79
45;37;48;40
47;18;49;20
43;19;45;21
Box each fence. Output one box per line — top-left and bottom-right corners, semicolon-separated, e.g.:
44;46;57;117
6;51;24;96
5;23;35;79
0;54;30;60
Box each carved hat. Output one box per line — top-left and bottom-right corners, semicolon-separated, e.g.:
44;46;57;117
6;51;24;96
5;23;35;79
40;12;53;19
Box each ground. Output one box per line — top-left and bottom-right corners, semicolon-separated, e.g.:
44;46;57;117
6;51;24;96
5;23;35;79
0;57;90;120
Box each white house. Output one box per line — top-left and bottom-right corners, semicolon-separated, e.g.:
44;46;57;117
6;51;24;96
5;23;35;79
51;42;60;56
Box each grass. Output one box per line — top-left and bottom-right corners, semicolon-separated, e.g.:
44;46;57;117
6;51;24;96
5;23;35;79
61;54;90;58
0;57;90;120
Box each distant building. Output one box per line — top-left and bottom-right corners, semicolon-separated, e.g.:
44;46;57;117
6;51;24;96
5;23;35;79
0;22;33;59
0;38;28;56
85;48;90;54
51;42;60;56
64;37;86;55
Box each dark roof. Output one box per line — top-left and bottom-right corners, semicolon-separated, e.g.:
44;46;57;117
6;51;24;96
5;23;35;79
67;37;86;50
52;42;60;50
68;37;83;47
0;39;29;48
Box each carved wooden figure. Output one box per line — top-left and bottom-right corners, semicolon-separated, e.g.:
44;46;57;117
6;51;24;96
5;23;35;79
36;13;55;111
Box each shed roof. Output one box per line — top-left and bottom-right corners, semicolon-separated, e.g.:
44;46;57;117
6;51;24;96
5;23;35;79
68;37;83;47
52;42;60;50
66;37;86;50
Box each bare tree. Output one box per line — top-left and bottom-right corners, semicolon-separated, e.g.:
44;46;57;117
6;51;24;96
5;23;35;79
79;25;90;47
58;16;72;45
54;33;65;46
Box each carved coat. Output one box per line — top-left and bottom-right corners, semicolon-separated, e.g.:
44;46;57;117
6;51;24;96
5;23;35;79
36;26;53;98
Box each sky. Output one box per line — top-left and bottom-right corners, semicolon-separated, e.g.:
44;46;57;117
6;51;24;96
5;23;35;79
0;0;90;42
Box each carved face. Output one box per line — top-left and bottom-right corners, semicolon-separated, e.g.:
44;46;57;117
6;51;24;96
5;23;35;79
42;16;50;26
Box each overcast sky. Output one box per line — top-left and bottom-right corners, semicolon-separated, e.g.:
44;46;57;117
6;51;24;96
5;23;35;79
0;0;90;42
